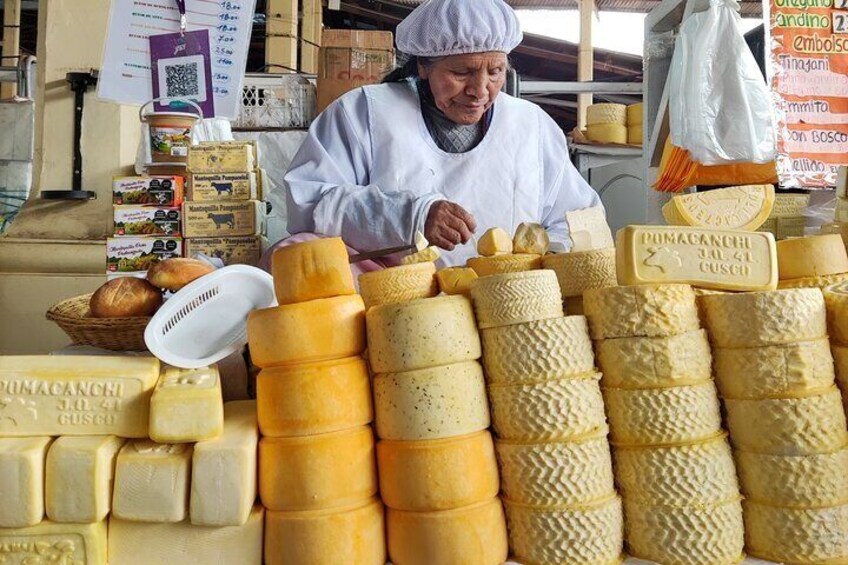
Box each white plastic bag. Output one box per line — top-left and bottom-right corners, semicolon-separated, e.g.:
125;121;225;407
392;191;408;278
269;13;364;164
668;0;776;165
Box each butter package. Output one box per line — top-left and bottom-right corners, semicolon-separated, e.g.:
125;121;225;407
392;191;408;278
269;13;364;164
189;172;257;201
107;237;183;273
185;237;262;266
113;176;185;206
182;201;263;238
114;206;181;237
188;142;256;173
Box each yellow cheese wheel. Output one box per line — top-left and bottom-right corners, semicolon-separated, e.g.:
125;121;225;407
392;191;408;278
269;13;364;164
377;431;499;511
628;125;643;146
503;496;623;565
587;103;627;126
777;235;848;280
541;248;617;298
700;289;827;348
744;501;848;565
586;123;628;144
824;281;848;345
778;272;848;290
257;357;373;438
595;330;713;390
626;103;643;126
470;270;563;329
488;373;607;442
624;497;744;565
258;426;377;511
736;448;848;508
496;432;615;506
372;361;489;441
435;267;478;297
603;382;723;446
480;316;594;385
712;339;835;400
358;262;438;310
264;499;386;565
271;237;355;305
724;388;848;456
833;345;848;413
583;285;700;340
386;498;508;565
614;434;740;506
466;253;542;277
366;296;481;373
247;295;366;368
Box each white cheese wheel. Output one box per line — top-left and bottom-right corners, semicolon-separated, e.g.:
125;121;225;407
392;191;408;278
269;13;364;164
778;272;848;290
712;339;835;400
662;185;775;231
373;361;489;441
744;501;848;565
614;434;740;506
587;103;627;125
467;253;542;277
583;284;700;340
541;248;617;298
480;316;594;385
736;448;848;508
595;330;713;390
488;373;607;442
603;382;723;446
496;432;615;506
624;497;744;565
366;296;481;373
700;289;827;348
824;281;848;345
586;123;628;144
386;498;508;565
471;270;563;329
724;388;848;455
626;103;643;126
833;345;848;413
503;496;623;565
777;234;848;280
358;262;438;310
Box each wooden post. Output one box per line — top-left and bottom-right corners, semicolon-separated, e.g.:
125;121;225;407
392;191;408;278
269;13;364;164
266;0;298;72
301;0;322;74
577;0;594;129
1;0;21;99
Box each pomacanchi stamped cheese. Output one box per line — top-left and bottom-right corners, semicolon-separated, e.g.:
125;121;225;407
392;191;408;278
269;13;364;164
149;365;224;443
615;225;778;291
0;520;107;565
0;436;52;528
661;185;775;231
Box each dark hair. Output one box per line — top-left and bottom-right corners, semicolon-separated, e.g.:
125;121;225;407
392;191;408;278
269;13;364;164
382;55;441;83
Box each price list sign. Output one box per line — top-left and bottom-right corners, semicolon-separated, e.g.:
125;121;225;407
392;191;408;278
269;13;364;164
768;0;848;188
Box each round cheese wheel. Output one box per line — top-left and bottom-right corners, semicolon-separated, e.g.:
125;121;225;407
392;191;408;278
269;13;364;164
366;295;481;373
583;284;700;340
258;426;377;511
541;248;617;298
626;103;643;126
470;270;563;330
358;262;438;310
587;103;627;126
257;357;373;437
271;237;355;305
627;125;643;146
247;295;366;368
377;431;499;511
386;498;508;565
778;272;848;290
824;280;848;345
586;123;628;144
777;234;848;280
832;345;848;414
503;496;623;565
466;254;542;277
373;361;489;441
744;501;848;564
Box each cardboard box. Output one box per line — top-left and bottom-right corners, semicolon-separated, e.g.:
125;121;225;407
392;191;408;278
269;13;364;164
317;30;394;113
114;206;182;237
185;237;262;266
113;176;185;206
106;237;183;273
188;172;257;201
182;201;264;238
188;143;256;174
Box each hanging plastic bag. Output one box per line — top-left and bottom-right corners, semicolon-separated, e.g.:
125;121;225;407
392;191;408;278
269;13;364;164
668;0;776;165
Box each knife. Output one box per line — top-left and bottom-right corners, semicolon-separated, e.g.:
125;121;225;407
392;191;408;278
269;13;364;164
348;244;418;264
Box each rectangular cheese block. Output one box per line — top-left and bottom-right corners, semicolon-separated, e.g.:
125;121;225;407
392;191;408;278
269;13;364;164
149;365;224;443
182;200;264;238
112;440;192;523
113;175;184;206
565;206;614;251
190;400;258;526
616;225;778;291
0;437;51;527
188;142;255;173
0;520;107;564
113;206;182;237
188;172;257;201
109;505;263;565
184;236;262;266
45;435;125;523
0;356;160;438
106;237;183;274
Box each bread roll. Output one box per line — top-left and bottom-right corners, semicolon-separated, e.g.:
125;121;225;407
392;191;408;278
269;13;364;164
90;277;163;318
147;258;215;291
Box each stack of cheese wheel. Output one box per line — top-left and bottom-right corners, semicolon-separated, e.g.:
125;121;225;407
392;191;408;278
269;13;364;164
249;238;385;565
366;295;507;565
777;234;848;290
471;270;623;565
586;103;627;145
541;248;617;315
584;284;744;565
701;288;848;564
824;281;848;412
627;103;643;146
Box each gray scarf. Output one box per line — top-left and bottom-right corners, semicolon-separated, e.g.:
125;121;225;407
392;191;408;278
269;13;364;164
418;80;485;154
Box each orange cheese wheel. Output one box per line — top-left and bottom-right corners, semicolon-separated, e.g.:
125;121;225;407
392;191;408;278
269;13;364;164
271;237;355;305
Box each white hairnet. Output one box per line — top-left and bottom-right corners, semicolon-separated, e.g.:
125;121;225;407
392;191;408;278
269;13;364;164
396;0;523;58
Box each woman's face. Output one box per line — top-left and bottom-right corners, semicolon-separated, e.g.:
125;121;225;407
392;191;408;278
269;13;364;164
419;52;508;125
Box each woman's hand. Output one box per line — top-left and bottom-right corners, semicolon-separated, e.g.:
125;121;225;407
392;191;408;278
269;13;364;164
425;200;477;251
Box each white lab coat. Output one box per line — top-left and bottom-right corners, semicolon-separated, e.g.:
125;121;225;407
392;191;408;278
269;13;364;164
284;81;601;266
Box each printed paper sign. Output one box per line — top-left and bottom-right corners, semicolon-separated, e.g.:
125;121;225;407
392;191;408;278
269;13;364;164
150;29;215;117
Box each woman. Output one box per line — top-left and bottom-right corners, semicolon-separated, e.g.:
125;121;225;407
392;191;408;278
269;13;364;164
283;0;602;266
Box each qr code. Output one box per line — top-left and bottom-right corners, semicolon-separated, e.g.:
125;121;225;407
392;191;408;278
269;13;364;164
164;62;199;97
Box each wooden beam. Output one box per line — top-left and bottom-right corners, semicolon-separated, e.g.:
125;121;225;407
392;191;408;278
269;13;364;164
577;0;594;129
301;0;322;74
2;0;21;99
266;0;298;72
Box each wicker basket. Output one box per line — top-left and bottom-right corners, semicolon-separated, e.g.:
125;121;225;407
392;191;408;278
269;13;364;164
46;294;150;351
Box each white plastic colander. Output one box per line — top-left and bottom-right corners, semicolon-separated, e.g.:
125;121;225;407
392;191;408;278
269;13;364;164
144;265;276;368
